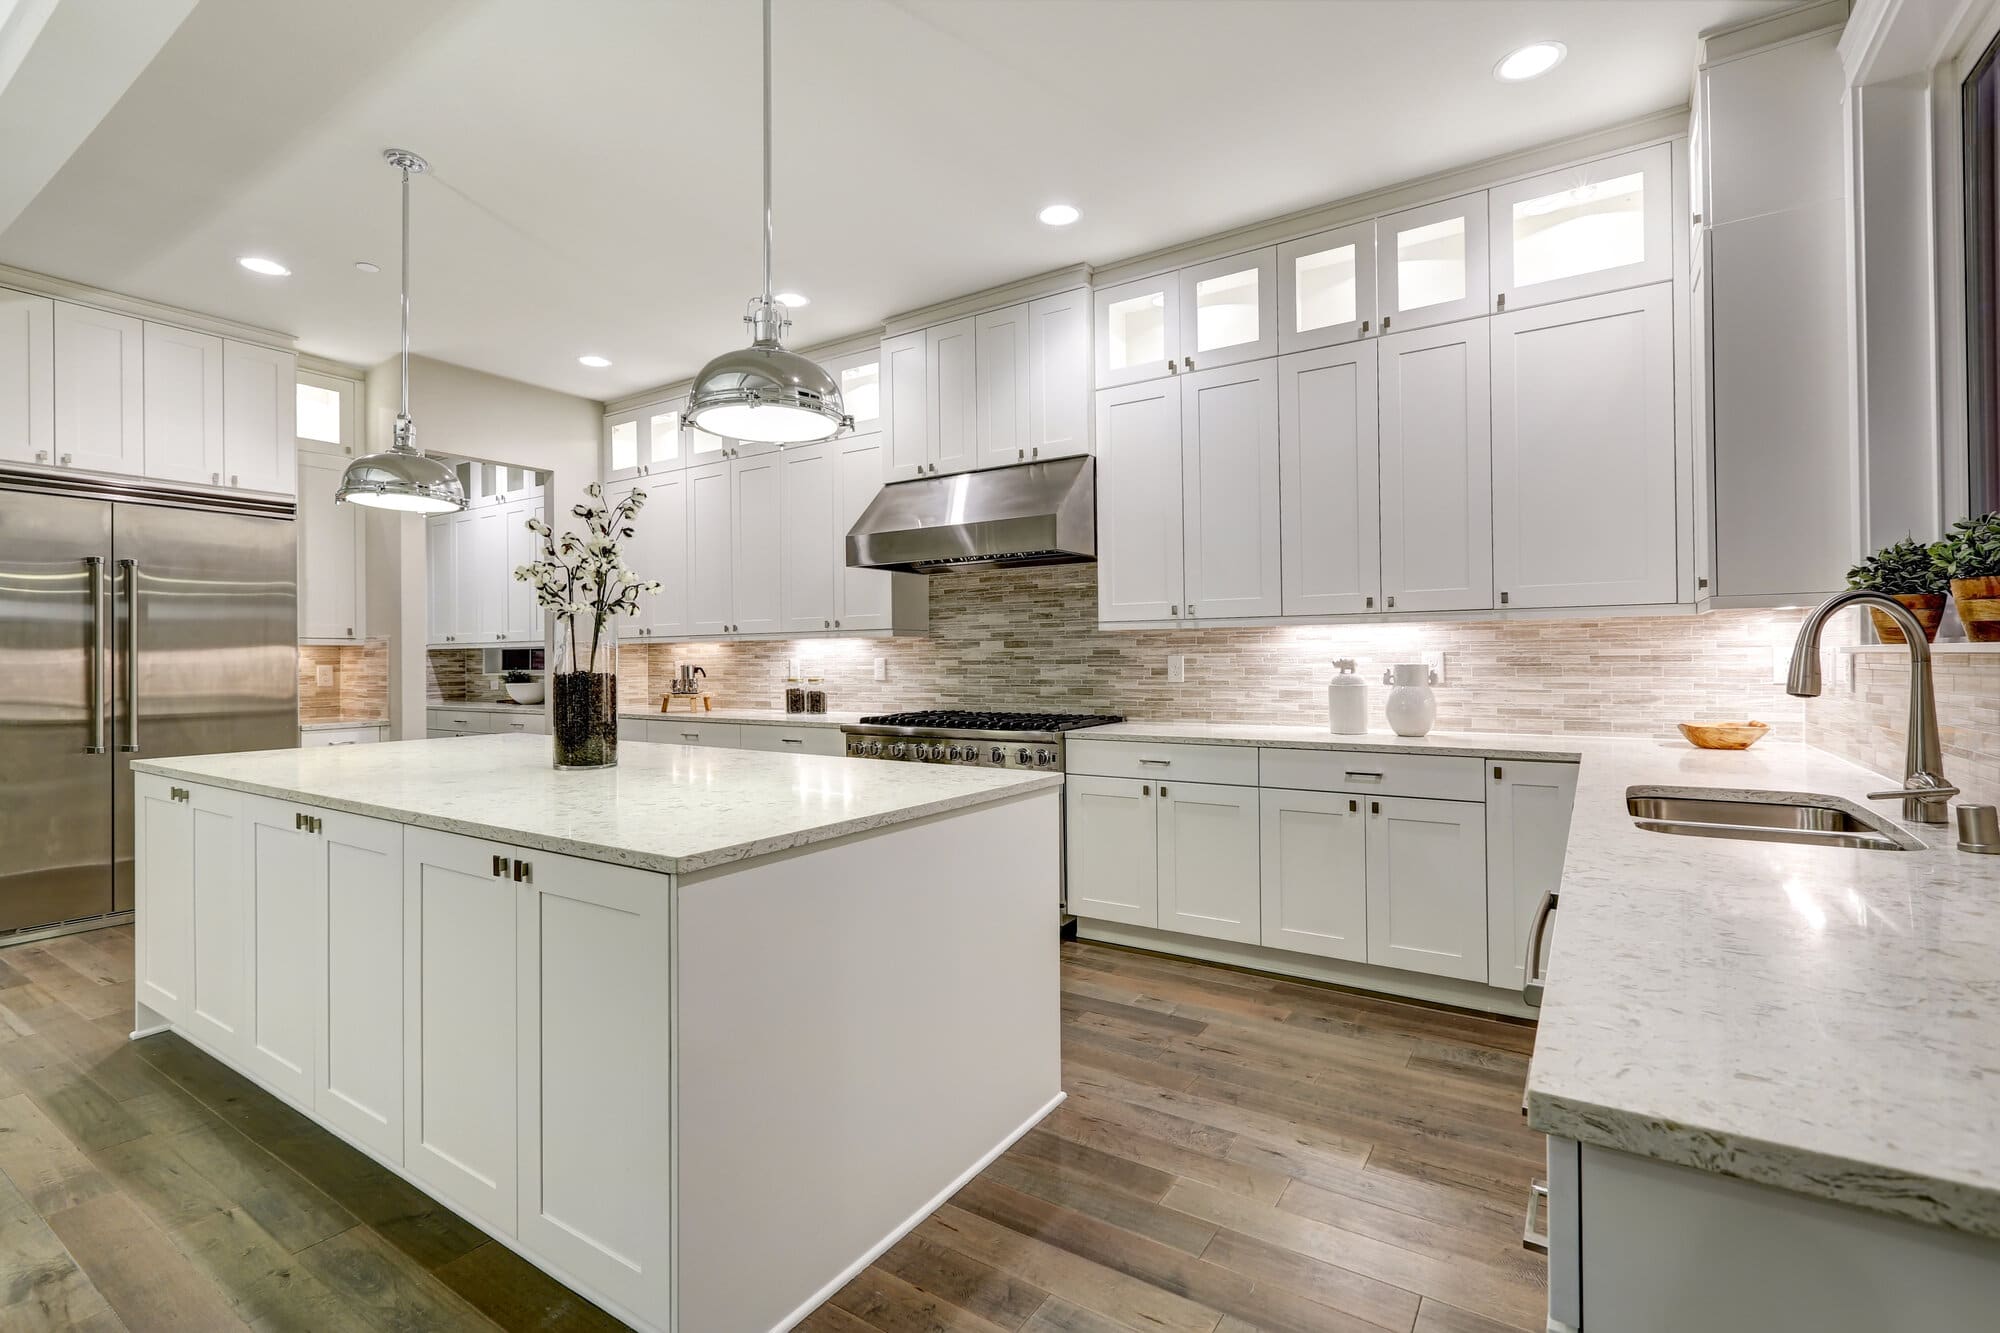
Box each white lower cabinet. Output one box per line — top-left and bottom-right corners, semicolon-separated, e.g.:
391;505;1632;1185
1157;780;1261;942
134;776;249;1057
242;794;321;1107
1364;795;1488;982
1259;788;1368;963
316;810;405;1162
403;826;520;1237
1486;760;1579;993
1064;776;1160;926
516;843;673;1319
134;774;196;1026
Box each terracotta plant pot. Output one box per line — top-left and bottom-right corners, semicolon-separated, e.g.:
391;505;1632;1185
1867;593;1946;644
1952;576;2000;643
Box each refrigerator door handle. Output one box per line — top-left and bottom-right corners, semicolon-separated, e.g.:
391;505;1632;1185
84;556;106;754
117;558;139;753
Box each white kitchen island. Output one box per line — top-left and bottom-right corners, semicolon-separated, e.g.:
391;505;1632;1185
129;734;1064;1333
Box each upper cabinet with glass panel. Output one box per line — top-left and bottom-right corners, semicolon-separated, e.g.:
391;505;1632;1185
1094;272;1181;388
603;397;689;481
1177;248;1277;372
1487;144;1672;312
1376;193;1490;333
1278;221;1377;353
295;371;358;457
820;348;883;435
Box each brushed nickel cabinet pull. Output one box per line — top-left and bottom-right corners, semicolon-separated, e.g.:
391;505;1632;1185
493;854;507;877
512;859;533;884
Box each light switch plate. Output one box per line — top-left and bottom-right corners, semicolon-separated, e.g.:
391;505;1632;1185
873;656;887;681
315;665;334;688
1422;650;1447;686
1167;654;1186;684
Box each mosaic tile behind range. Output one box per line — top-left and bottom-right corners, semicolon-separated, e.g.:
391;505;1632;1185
298;639;390;724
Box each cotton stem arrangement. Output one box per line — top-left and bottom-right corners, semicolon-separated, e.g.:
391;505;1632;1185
514;482;663;675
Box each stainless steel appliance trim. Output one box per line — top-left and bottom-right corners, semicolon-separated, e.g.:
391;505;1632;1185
845;456;1096;573
1522;890;1558;1007
842;723;1068;744
1522;1179;1550;1252
117;558;139;753
0;466;297;518
84;556;106;755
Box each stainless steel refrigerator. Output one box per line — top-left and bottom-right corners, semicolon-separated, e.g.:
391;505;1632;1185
0;472;297;934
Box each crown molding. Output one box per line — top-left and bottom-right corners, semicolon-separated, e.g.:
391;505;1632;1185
0;261;297;349
880;263;1093;337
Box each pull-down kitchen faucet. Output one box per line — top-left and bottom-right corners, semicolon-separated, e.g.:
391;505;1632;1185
1787;590;1959;825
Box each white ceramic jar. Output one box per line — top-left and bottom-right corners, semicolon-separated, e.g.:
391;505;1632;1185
1382;662;1437;737
1328;659;1368;734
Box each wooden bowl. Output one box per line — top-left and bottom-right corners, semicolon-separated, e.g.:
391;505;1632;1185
1679;721;1770;751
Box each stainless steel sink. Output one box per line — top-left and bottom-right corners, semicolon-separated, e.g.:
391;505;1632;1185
1626;789;1921;851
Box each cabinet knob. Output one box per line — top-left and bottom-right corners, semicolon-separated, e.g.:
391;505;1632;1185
1167;361;1178;374
823;620;831;628
1360;319;1371;335
1170;605;1178;616
1018;448;1024;460
1381;316;1392;330
1500;591;1510;605
60;453;71;467
1182;356;1193;371
1386;595;1396;609
211;472;220;485
1365;596;1374;609
492;854;508;877
1496;293;1507;311
230;474;239;487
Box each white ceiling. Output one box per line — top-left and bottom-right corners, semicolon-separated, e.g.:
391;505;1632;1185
0;0;1789;402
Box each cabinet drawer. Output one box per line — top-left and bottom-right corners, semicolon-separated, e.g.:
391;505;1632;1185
1065;739;1259;786
428;709;490;734
648;719;743;748
737;725;843;756
301;726;384;747
488;712;546;736
1260;749;1484;802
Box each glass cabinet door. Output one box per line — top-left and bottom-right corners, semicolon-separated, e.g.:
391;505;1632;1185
641;401;685;471
1487;143;1672;312
1093;272;1180;388
1375;192;1490;333
1176;247;1277;372
1278;221;1377;353
821;348;882;435
603;409;642;481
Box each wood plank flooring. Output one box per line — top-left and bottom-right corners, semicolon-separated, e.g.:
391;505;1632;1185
0;926;1545;1332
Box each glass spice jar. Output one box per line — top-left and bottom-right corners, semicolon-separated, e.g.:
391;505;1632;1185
784;677;806;714
806;677;827;714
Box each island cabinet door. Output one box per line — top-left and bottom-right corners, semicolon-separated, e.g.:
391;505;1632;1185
403;826;519;1238
184;783;248;1059
315;810;405;1163
1259;787;1368;963
1065;776;1160;927
516;846;673;1327
241;794;321;1108
135;773;194;1025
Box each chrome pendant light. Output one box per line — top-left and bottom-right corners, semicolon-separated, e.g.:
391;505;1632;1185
683;0;851;446
336;149;466;513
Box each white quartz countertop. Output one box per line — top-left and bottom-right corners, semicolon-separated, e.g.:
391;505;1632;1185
135;734;1061;876
618;707;861;729
1085;720;2000;1238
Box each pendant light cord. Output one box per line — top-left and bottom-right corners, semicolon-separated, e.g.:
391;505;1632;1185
762;0;774;309
400;162;412;423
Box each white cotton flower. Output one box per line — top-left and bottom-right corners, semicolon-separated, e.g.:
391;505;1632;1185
585;481;603;498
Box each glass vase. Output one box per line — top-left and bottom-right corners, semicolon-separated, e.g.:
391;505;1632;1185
552;632;618;769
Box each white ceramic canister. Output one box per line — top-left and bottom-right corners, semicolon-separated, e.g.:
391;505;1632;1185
1328;659;1368;734
1382;662;1438;737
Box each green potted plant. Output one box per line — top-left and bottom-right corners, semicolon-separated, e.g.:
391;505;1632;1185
1845;536;1949;643
501;668;544;706
1937;512;2000;642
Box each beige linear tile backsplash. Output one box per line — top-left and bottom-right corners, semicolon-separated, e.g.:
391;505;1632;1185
1805;648;2000;808
299;639;390;724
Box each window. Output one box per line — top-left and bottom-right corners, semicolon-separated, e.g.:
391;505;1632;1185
1967;32;2000;511
296;371;358;453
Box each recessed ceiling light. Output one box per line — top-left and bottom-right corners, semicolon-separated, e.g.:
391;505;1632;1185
773;291;809;307
1495;41;1566;82
578;355;612;368
1038;203;1080;227
237;256;291;276
354;261;380;273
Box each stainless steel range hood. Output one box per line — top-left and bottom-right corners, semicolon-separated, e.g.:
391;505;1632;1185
845;456;1096;573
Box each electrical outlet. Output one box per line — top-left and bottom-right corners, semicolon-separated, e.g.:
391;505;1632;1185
315;665;334;688
1422;650;1446;686
1771;643;1790;686
873;656;887;681
1167;654;1187;684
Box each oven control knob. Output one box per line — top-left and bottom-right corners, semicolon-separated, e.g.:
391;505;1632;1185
1016;747;1031;765
890;743;906;759
947;745;963;761
922;744;939;761
866;742;882;756
989;746;1005;764
1036;749;1054;767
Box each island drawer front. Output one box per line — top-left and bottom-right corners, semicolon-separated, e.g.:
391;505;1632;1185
648;719;743;748
1260;749;1484;801
1066;739;1259;786
428;708;491;734
738;725;844;756
301;726;384;747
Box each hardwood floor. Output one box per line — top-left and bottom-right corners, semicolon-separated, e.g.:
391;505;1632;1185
0;926;1544;1332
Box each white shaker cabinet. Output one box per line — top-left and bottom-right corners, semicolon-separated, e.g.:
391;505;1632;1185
1376;193;1490;333
1259;788;1368;963
1363;795;1488;983
779;441;837;632
603;409;643;482
925;316;978;477
1064;776;1160;927
730;452;784;634
1179;361;1281;620
243;794;321;1108
220;340;297;496
1491;284;1678;608
821;347;882;436
1277;220;1377;353
298;449;366;641
974;304;1031;471
1487;143;1673;313
835;433;924;633
1094;271;1180;389
426;512;456;646
1279;341;1380;615
1378;319;1493;614
618;472;685;640
140;323;223;486
1094;381;1185;623
315;809;406;1162
1486;760;1578;994
403;826;520;1237
1177;247;1278;372
0;290;53;466
53;301;143;476
880;330;929;482
686;460;734;636
502;496;546;642
1157;780;1261;944
1025;289;1092;461
135;777;248;1057
134;774;195;1026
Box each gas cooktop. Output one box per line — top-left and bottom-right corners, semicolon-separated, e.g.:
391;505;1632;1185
855;710;1124;733
841;710;1124;769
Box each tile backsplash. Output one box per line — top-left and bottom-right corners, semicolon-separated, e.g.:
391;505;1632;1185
299;639;390;723
1805;646;2000;807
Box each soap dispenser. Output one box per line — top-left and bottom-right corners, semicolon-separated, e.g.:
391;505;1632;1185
1328;659;1367;735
